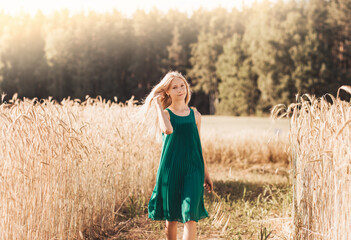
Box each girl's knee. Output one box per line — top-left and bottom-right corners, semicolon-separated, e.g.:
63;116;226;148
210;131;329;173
166;220;178;226
184;220;196;226
166;220;178;230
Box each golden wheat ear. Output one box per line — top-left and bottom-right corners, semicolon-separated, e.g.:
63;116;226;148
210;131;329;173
337;85;351;99
211;190;221;200
208;189;231;233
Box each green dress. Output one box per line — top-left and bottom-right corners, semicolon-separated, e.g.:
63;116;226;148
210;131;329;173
148;106;209;223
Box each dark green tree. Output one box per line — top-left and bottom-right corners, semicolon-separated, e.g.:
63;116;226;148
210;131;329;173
188;7;241;114
290;0;336;96
216;34;260;115
328;0;351;87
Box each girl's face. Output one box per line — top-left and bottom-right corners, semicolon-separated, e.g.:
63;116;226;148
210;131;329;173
166;77;187;100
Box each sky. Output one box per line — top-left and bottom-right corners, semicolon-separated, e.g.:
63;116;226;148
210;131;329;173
0;0;262;17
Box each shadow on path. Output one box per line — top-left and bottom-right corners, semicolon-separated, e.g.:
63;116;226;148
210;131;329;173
206;179;291;202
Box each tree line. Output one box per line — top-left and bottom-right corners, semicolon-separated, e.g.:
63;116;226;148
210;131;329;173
0;0;350;115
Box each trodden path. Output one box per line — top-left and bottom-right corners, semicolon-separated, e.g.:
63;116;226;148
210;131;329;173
83;164;292;239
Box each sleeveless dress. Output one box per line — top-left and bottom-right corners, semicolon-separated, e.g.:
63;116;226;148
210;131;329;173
148;106;209;223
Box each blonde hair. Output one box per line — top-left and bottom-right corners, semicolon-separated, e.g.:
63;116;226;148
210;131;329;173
137;70;192;141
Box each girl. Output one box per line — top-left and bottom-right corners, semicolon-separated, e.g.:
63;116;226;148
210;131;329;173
140;70;213;240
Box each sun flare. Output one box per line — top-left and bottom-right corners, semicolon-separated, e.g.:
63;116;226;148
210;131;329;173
1;0;261;17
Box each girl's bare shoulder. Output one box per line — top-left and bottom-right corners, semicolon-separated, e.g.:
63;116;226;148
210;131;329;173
163;109;170;120
190;106;201;115
190;106;201;123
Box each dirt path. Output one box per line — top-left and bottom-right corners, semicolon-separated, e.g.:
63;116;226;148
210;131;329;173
85;164;291;239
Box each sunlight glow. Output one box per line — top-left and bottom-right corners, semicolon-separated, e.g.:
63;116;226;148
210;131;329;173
1;0;262;17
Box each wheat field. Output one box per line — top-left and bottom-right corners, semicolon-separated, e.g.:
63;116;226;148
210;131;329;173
0;93;290;239
273;86;351;240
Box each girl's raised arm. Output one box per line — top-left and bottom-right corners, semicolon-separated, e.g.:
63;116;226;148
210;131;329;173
154;94;173;135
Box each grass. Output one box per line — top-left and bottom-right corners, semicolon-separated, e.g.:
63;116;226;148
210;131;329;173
96;165;293;239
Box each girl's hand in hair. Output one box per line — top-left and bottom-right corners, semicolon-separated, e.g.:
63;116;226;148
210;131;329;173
153;93;164;106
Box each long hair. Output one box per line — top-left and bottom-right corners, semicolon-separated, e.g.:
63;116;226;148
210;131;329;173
137;70;192;141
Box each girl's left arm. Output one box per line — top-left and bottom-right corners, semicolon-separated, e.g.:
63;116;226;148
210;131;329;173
194;108;213;193
193;108;211;178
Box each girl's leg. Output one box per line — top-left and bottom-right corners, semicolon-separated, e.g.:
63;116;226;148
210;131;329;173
183;220;196;240
165;220;177;240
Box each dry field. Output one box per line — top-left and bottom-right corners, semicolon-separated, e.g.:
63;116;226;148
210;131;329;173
0;94;292;239
272;86;351;240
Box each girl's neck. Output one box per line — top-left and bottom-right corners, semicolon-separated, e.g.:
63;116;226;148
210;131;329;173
168;101;188;111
